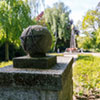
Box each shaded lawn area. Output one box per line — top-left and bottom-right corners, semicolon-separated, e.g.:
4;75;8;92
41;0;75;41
0;61;12;68
73;54;100;99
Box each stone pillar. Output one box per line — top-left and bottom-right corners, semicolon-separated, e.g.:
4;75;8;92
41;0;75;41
0;56;73;100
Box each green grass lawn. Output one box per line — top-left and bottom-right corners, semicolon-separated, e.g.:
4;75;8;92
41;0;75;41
0;61;13;68
48;53;64;56
73;54;100;96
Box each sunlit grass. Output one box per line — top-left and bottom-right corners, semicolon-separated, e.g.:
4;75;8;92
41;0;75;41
48;53;64;56
73;54;100;95
0;61;13;68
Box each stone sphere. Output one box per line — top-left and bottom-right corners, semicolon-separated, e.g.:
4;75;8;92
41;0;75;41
20;25;52;57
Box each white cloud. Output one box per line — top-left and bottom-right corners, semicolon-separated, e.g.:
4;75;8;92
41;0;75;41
64;0;99;24
45;0;59;7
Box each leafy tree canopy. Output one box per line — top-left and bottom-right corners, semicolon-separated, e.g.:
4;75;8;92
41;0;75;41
0;0;35;60
43;2;71;51
44;2;71;41
0;0;34;46
77;3;100;51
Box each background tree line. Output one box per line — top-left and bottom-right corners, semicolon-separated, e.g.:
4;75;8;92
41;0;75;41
0;0;71;61
77;2;100;52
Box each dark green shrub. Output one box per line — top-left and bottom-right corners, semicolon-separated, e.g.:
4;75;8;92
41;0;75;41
0;43;25;61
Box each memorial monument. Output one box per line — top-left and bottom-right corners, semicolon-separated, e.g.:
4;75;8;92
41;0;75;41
66;20;78;53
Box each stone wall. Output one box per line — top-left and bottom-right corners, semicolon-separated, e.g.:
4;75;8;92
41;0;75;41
0;56;73;100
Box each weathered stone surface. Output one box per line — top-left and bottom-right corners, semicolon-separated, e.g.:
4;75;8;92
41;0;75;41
0;87;59;100
0;57;73;100
13;55;56;69
20;25;52;57
76;96;87;100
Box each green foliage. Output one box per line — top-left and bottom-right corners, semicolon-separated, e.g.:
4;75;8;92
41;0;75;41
0;0;36;60
44;2;71;51
73;54;100;95
78;6;100;50
77;36;92;49
0;0;34;45
46;24;56;51
77;28;100;50
0;61;12;68
82;10;98;31
44;2;71;40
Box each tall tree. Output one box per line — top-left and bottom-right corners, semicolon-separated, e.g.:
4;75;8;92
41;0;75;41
78;3;100;50
44;2;71;51
0;0;34;61
82;10;99;34
28;0;45;17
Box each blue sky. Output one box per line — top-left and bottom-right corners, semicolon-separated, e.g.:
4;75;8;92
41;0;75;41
44;0;99;24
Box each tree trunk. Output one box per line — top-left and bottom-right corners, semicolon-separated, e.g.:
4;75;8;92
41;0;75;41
5;41;9;61
54;30;58;52
54;38;58;52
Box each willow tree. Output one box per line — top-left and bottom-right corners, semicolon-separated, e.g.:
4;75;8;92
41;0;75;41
44;2;71;51
28;0;45;17
0;0;34;61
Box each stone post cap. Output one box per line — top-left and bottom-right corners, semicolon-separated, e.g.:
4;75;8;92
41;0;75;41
20;25;52;57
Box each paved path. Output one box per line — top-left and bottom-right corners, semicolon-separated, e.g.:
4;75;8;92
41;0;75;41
64;52;100;59
90;53;100;57
64;52;78;61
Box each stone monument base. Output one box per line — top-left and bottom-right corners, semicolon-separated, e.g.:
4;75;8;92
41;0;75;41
0;56;73;100
13;56;56;69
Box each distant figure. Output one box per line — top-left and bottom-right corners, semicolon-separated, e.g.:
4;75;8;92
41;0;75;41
57;48;60;53
80;48;83;53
